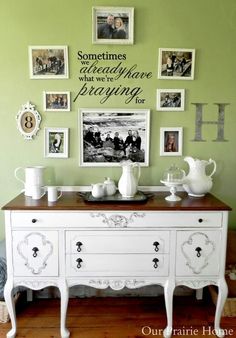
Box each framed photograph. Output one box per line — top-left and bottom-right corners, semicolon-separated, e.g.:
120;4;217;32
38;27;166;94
44;127;69;158
160;127;183;156
92;7;134;44
158;48;195;80
43;91;70;111
29;46;68;79
79;108;150;167
156;89;185;111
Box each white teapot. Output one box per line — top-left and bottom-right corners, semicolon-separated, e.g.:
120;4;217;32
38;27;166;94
118;160;141;198
183;156;216;197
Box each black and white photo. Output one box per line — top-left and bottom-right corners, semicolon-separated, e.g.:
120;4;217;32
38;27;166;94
79;108;150;166
157;89;185;111
44;127;69;158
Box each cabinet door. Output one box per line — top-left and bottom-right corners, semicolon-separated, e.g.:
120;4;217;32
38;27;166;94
12;231;58;277
176;231;221;276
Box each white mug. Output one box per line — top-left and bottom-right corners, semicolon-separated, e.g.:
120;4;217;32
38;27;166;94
47;186;62;202
31;186;46;200
14;166;45;196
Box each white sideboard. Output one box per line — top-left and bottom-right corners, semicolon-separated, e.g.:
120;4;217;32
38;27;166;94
2;191;231;338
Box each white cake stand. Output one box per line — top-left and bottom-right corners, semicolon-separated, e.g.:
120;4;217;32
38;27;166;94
160;180;183;201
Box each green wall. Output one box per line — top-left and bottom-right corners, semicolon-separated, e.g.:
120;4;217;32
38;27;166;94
0;0;236;238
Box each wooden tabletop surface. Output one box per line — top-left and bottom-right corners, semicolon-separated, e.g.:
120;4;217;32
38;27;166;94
2;191;231;211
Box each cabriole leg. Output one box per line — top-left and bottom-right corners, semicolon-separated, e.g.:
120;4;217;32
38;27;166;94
163;280;175;338
4;279;17;338
58;280;70;338
214;279;228;338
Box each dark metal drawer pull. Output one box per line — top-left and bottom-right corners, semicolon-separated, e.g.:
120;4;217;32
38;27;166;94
153;241;160;252
195;247;202;257
32;247;39;257
76;241;83;252
76;258;83;269
152;258;159;269
198;218;203;223
32;219;37;223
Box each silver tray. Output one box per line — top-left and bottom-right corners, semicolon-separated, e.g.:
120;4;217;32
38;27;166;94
79;191;147;203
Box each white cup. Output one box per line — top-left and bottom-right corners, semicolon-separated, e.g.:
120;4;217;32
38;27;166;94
47;186;62;202
31;186;46;200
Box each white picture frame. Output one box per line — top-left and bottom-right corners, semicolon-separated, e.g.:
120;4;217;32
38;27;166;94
160;127;183;156
29;45;69;79
92;7;134;44
44;127;69;158
156;89;185;111
158;48;195;80
79;108;150;167
43;91;70;111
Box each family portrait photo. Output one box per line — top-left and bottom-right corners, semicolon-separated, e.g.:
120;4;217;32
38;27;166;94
43;91;70;111
157;89;185;111
158;48;195;80
79;109;150;166
29;46;68;79
160;127;183;156
92;7;134;44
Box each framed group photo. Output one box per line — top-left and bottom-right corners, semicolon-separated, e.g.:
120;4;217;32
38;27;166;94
158;48;195;80
29;46;69;79
44;127;69;158
92;7;134;44
43;91;70;111
79;108;150;167
160;127;183;156
156;89;185;111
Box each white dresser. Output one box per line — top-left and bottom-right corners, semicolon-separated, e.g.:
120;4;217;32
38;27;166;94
2;190;231;338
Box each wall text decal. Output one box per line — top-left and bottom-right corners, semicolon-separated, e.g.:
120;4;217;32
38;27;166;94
192;103;229;142
73;51;152;104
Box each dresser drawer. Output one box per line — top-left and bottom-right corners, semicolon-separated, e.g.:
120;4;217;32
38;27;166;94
10;210;223;228
66;254;169;277
12;230;59;277
176;230;221;276
66;230;169;254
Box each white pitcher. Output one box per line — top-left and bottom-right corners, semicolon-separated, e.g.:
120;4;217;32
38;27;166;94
14;166;45;196
183;156;216;197
118;160;141;198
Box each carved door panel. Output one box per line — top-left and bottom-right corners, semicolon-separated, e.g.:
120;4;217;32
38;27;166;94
12;231;58;276
176;231;221;276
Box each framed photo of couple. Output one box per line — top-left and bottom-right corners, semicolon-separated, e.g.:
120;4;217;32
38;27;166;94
92;7;134;44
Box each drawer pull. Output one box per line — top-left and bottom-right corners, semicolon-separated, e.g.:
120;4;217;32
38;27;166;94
32;218;37;223
76;241;83;252
198;218;203;223
76;258;83;269
152;258;159;269
32;247;39;257
195;247;202;257
153;241;160;252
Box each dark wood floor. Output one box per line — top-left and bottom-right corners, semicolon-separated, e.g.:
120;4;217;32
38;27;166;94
0;294;236;338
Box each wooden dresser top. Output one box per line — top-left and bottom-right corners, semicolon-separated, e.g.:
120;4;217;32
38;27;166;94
2;191;231;211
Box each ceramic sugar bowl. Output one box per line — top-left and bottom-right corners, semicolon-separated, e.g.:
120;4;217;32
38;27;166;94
103;177;116;196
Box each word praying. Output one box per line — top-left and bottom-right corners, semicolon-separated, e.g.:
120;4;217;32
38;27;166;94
73;83;143;104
